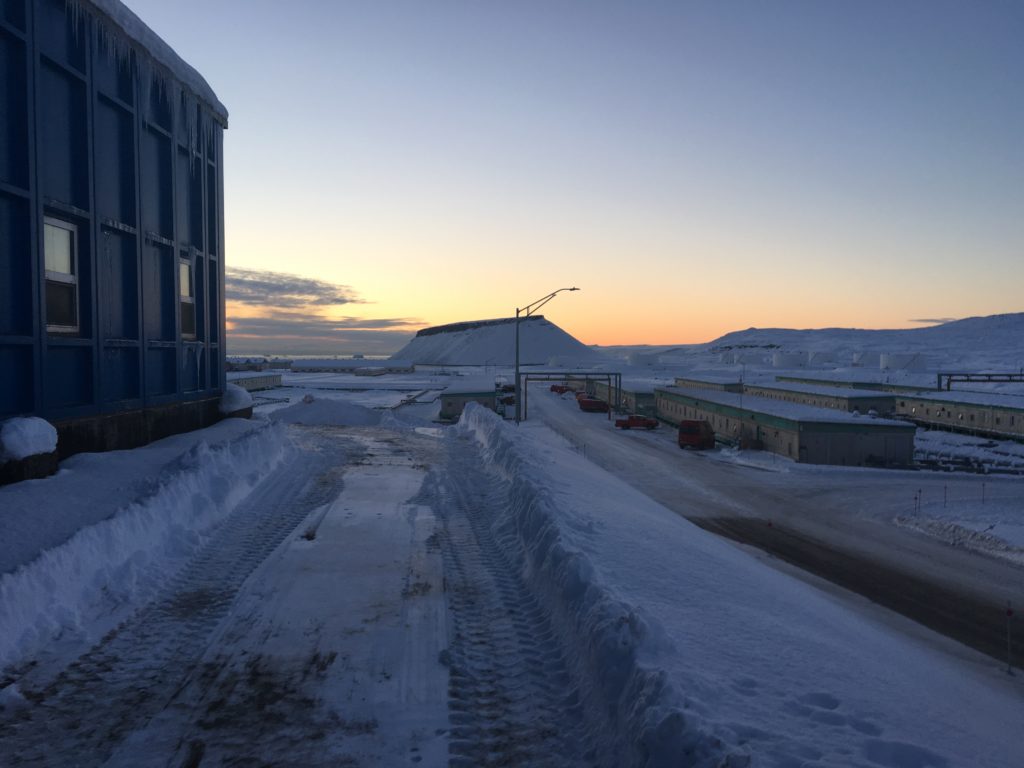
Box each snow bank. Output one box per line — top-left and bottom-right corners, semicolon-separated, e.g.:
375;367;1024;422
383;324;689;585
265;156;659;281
270;396;381;427
456;405;1024;767
219;383;254;414
455;403;741;767
0;421;288;669
0;417;57;462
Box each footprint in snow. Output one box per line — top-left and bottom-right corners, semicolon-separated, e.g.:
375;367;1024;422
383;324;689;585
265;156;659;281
798;691;841;710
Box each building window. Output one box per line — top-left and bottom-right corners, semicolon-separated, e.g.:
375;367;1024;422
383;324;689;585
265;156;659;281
44;217;79;333
180;259;196;338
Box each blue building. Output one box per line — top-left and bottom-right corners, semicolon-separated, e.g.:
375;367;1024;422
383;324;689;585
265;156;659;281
1;0;228;457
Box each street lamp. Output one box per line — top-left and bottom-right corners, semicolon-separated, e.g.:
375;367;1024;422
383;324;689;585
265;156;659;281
515;287;580;423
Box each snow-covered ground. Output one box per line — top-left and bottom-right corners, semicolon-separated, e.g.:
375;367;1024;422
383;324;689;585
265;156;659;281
5;312;1024;764
3;390;1023;765
0;418;287;670
456;403;1024;766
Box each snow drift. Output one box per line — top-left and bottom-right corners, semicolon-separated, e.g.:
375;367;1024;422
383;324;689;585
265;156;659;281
392;316;607;367
0;417;57;462
219;383;254;414
270;396;381;427
455;404;742;767
0;421;288;669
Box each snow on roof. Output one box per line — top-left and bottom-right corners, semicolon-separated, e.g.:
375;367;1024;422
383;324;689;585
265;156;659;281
444;378;498;395
904;390;1024;411
81;0;228;124
657;387;913;428
776;371;931;388
674;373;743;385
747;382;896;400
392;316;607;367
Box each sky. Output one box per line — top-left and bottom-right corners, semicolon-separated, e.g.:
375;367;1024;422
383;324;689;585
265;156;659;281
120;0;1024;354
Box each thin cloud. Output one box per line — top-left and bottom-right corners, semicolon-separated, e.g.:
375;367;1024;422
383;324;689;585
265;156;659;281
223;268;424;355
227;312;423;356
225;268;364;308
908;317;958;325
226;324;416;357
228;313;420;337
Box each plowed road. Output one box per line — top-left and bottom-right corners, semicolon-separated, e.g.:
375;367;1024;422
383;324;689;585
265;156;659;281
530;390;1024;665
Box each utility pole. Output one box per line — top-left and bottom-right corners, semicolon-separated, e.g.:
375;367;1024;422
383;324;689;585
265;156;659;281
514;287;579;423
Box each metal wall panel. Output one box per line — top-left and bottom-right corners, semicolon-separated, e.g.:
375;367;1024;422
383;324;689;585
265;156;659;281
0;195;32;337
1;30;29;187
0;0;226;429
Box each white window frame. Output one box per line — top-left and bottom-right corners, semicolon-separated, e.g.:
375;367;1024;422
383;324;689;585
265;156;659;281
44;216;80;334
179;257;196;339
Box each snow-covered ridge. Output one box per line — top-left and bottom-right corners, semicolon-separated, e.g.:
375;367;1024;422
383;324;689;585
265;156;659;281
413;317;520;337
393;315;607;366
455;404;740;767
0;421;287;669
706;312;1024;361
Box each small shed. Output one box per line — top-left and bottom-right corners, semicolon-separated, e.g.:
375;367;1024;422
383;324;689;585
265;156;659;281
440;380;498;421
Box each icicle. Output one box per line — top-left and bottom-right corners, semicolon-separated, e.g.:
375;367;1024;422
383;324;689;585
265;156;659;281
138;55;154;125
63;0;228;133
64;0;84;39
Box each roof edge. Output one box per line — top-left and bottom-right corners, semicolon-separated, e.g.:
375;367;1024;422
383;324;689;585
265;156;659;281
76;0;228;126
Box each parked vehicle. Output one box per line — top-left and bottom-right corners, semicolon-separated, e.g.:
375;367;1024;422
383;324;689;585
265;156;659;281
577;397;609;413
550;384;573;394
615;415;659;430
677;420;715;449
575;391;593;400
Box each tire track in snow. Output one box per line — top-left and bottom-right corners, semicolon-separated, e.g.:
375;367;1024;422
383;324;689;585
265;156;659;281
429;436;591;768
0;426;359;767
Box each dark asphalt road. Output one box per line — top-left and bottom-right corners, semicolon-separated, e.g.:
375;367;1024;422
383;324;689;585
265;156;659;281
531;390;1024;667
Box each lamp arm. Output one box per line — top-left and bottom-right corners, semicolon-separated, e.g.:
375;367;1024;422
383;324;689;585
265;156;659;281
521;287;579;317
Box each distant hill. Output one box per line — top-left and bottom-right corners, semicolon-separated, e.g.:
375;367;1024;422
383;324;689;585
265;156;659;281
390;316;608;367
704;313;1024;370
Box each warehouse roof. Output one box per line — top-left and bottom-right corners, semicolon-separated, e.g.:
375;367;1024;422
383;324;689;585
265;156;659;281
902;390;1024;411
746;382;895;400
656;387;913;429
675;373;744;384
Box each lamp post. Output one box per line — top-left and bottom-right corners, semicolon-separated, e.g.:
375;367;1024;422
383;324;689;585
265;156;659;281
515;287;579;423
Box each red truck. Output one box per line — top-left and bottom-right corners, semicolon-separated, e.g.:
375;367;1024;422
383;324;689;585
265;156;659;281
677;420;715;449
615;415;658;430
577;397;609;413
